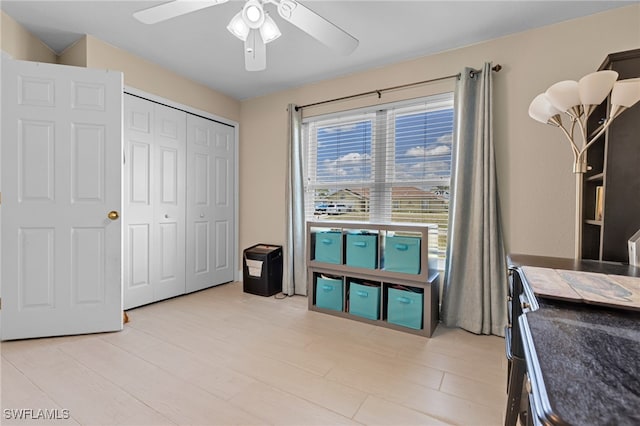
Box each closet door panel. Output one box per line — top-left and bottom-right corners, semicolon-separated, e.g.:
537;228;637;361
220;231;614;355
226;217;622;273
194;153;210;205
194;221;210;274
152;103;186;302
186;115;235;292
212;128;235;282
215;220;230;271
123;95;154;309
129;142;151;204
159;148;178;203
128;224;151;287
123;95;186;309
186;115;214;292
158;222;178;279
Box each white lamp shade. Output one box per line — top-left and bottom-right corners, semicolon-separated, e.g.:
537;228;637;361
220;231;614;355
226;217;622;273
260;13;281;44
528;93;562;124
611;78;640;108
242;0;265;29
227;11;250;41
545;80;580;112
578;70;619;106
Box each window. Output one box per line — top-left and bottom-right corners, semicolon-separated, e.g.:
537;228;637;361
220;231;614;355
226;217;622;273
303;93;454;265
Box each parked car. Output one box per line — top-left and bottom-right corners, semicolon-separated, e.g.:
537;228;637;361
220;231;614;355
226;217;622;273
314;203;329;214
326;203;348;215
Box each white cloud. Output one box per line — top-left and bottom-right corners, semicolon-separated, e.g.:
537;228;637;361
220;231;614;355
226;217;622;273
337;152;370;163
406;144;451;157
322;152;371;180
437;133;453;144
395;159;451;180
320;123;359;134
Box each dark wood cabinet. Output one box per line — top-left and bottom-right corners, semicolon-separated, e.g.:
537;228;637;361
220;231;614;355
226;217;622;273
582;48;640;262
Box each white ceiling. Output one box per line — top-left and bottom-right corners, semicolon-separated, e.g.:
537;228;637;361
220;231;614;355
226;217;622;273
2;1;635;100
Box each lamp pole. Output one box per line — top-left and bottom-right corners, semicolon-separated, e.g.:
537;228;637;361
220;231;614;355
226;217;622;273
575;171;584;260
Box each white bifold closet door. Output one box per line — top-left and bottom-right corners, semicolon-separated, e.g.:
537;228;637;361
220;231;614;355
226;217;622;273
123;94;186;309
186;114;235;292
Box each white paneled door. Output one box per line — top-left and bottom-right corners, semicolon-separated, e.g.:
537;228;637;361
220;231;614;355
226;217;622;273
123;94;186;309
186;115;235;292
1;59;123;340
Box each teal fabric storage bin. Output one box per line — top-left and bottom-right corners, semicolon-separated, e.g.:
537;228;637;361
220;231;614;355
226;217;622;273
387;287;423;329
314;231;342;264
349;282;380;320
384;235;421;274
316;277;343;311
346;233;378;269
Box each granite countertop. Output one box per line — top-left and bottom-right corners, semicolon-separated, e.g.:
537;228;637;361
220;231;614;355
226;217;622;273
521;298;640;425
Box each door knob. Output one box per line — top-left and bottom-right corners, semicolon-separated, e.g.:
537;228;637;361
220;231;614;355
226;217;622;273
164;214;169;219
107;211;120;220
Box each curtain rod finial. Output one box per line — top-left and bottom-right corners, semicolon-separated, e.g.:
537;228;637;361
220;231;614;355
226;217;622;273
492;64;502;72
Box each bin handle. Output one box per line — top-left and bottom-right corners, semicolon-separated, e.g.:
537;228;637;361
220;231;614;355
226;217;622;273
394;243;408;251
356;290;368;298
321;285;334;292
354;241;367;248
397;296;412;304
321;239;333;245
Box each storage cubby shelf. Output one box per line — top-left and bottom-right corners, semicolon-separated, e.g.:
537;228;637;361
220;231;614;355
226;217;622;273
586;173;604;182
307;220;440;337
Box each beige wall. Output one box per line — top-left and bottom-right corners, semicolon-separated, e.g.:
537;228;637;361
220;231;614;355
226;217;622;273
239;4;640;260
58;36;88;67
1;11;56;63
84;35;240;123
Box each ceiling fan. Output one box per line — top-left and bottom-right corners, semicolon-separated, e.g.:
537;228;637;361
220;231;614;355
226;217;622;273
133;0;359;71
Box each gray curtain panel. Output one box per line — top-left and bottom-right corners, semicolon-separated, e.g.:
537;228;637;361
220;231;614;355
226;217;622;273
284;104;307;296
441;63;507;336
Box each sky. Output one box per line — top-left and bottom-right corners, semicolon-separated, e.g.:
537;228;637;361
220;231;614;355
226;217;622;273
315;107;454;187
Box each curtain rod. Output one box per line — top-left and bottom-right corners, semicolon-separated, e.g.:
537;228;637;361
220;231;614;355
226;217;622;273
296;64;502;111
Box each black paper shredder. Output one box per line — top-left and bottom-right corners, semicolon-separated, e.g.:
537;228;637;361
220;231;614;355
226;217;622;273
243;244;283;296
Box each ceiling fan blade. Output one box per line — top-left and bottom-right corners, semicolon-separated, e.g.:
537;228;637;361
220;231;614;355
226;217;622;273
133;0;228;25
276;0;358;55
245;29;266;72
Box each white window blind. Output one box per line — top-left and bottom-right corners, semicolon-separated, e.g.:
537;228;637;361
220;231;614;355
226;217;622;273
303;92;454;263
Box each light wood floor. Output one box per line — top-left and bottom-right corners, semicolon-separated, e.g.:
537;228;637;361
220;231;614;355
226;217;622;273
1;282;507;425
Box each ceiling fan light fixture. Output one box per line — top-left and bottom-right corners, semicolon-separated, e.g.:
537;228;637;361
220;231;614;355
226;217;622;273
133;0;359;72
260;13;281;44
227;11;250;41
276;0;296;20
242;0;265;29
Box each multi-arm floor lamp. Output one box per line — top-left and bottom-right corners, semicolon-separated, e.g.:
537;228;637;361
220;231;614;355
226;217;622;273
528;71;640;259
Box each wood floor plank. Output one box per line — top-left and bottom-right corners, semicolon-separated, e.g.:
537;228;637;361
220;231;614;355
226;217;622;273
1;358;80;425
354;395;452;426
223;349;368;419
2;340;174;425
228;381;360;425
55;336;265;425
121;338;259;401
439;372;507;410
